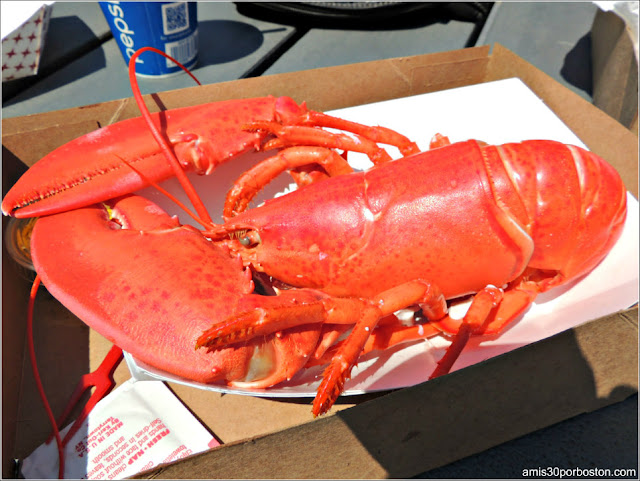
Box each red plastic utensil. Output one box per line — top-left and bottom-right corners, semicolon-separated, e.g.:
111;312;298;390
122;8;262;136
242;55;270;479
49;345;124;447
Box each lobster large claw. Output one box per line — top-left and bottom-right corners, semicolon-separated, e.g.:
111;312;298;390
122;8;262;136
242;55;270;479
2;95;419;220
29;194;322;386
2;98;283;218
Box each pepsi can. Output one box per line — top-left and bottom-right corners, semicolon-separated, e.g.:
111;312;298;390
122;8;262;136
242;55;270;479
99;2;198;77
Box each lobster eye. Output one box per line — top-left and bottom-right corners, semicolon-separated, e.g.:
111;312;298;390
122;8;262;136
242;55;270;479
238;230;261;248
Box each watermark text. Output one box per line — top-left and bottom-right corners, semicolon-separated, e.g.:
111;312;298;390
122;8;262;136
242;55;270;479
522;466;637;478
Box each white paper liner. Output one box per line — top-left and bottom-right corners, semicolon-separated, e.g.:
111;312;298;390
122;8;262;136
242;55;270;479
126;78;638;398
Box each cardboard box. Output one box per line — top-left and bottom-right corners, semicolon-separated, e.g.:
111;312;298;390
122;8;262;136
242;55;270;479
2;44;638;478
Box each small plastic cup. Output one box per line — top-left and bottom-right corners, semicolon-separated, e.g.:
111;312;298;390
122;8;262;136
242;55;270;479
5;217;38;282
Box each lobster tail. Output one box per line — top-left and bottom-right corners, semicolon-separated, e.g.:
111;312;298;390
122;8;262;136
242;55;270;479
494;140;627;287
567;147;627;277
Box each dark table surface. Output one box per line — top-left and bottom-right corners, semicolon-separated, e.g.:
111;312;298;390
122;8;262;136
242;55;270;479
2;2;637;478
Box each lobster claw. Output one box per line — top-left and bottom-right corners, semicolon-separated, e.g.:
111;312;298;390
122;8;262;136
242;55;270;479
2;94;420;220
1;98;281;218
31;196;240;381
29;194;322;386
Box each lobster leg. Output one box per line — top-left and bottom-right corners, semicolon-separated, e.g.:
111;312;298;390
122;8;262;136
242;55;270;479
246;120;415;166
196;290;378;350
229;109;422;210
429;286;504;379
226;119;421;219
427;267;573;379
427;133;487;150
427;266;565;339
310;314;414;363
429;133;452;149
313;308;382;415
198;280;448;350
294;109;420;157
224;146;353;219
307;318;443;368
198;279;448;415
312;280;448;416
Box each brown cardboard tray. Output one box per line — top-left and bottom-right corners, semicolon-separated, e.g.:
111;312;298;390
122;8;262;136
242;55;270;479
2;44;638;479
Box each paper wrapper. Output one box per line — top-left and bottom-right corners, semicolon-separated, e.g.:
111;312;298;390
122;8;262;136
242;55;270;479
1;2;52;82
21;380;218;479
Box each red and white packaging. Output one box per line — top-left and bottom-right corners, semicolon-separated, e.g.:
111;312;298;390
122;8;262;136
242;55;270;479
1;1;53;81
21;379;219;479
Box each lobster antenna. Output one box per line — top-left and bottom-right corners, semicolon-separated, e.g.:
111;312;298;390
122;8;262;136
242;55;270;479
128;46;214;226
117;156;213;230
119;156;246;241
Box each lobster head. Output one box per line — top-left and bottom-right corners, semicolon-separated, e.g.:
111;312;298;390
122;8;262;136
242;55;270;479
221;169;370;296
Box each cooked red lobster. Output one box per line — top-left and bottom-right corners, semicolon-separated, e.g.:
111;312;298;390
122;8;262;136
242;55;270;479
2;52;627;417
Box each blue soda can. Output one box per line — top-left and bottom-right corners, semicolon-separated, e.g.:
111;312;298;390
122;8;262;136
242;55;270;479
99;1;198;77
